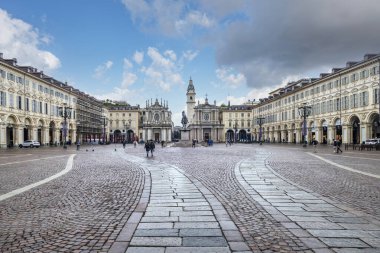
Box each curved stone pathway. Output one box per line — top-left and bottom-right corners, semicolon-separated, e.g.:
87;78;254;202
236;152;380;252
116;154;249;253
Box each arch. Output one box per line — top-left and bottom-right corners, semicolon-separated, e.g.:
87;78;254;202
126;129;134;143
5;114;19;125
239;129;248;142
350;115;361;144
367;112;380;138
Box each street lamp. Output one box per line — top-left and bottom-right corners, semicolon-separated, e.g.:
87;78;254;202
256;116;265;145
298;103;312;147
128;119;132;143
58;103;72;149
101;116;107;144
234;120;238;143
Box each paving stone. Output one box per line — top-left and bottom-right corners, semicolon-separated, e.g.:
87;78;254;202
174;222;219;229
130;237;181;246
134;229;179;237
296;221;344;229
228;242;250;251
165;247;231;253
182;237;228;247
126;247;165;253
179;229;222;237
319;237;369;248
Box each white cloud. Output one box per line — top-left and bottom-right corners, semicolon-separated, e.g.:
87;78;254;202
141;47;184;91
0;9;60;70
133;51;144;64
93;60;113;79
121;58;137;88
121;0;217;36
216;67;246;89
182;50;199;61
175;10;215;34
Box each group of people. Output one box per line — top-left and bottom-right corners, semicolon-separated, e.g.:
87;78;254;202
311;137;342;154
144;140;156;157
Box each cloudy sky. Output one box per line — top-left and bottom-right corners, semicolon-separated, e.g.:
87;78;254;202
1;0;380;124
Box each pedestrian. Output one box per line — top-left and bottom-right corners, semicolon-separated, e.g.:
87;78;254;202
123;140;126;149
333;139;337;153
312;138;318;153
144;141;150;157
336;139;343;153
192;139;196;148
149;140;155;156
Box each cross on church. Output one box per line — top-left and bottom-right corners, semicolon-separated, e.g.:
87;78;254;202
205;93;208;99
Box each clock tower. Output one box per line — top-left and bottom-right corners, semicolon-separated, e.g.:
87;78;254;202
186;78;196;124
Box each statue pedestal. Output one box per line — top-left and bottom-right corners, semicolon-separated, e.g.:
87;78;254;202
180;129;190;141
172;128;193;147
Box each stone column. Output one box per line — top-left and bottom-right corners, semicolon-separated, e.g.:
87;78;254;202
0;123;6;148
16;124;23;146
55;129;60;145
147;128;152;140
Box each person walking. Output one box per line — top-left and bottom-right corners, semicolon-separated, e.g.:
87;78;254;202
144;141;150;157
312;138;318;153
123;139;126;149
333;139;337;153
336;139;343;154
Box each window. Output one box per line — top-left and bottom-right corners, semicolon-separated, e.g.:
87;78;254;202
360;70;369;79
374;88;379;104
17;96;22;109
16;76;23;84
9;93;14;108
0;91;6;106
0;68;5;78
25;98;29;111
322;85;326;92
45;103;48;114
39;101;43;113
328;100;333;112
370;66;379;76
31;100;35;112
334;98;341;111
350;94;358;108
350;73;358;82
7;72;15;81
241;113;244;117
359;91;369;107
342;96;349;110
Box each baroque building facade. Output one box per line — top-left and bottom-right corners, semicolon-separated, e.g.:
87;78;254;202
0;55;78;148
141;98;172;142
252;54;380;144
107;103;140;143
186;79;224;142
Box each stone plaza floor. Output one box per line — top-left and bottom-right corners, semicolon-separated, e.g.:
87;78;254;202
0;143;379;252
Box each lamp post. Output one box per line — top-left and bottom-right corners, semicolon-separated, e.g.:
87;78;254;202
58;103;72;149
256;116;265;145
128;119;132;143
234;120;238;143
298;103;312;147
101;116;107;144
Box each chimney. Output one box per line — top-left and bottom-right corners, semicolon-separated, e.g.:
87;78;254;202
364;54;377;61
346;61;357;67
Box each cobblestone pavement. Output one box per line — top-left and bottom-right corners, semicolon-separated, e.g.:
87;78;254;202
0;149;145;252
0;143;379;252
267;146;380;218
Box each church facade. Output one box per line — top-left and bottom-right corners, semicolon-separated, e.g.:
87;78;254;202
141;98;172;142
186;79;224;142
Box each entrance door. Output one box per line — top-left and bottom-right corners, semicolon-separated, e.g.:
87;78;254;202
204;132;209;141
6;127;14;147
154;133;160;142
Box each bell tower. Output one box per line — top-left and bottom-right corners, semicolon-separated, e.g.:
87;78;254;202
186;78;196;124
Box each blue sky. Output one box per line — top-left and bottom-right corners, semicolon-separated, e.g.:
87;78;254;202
1;0;380;125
